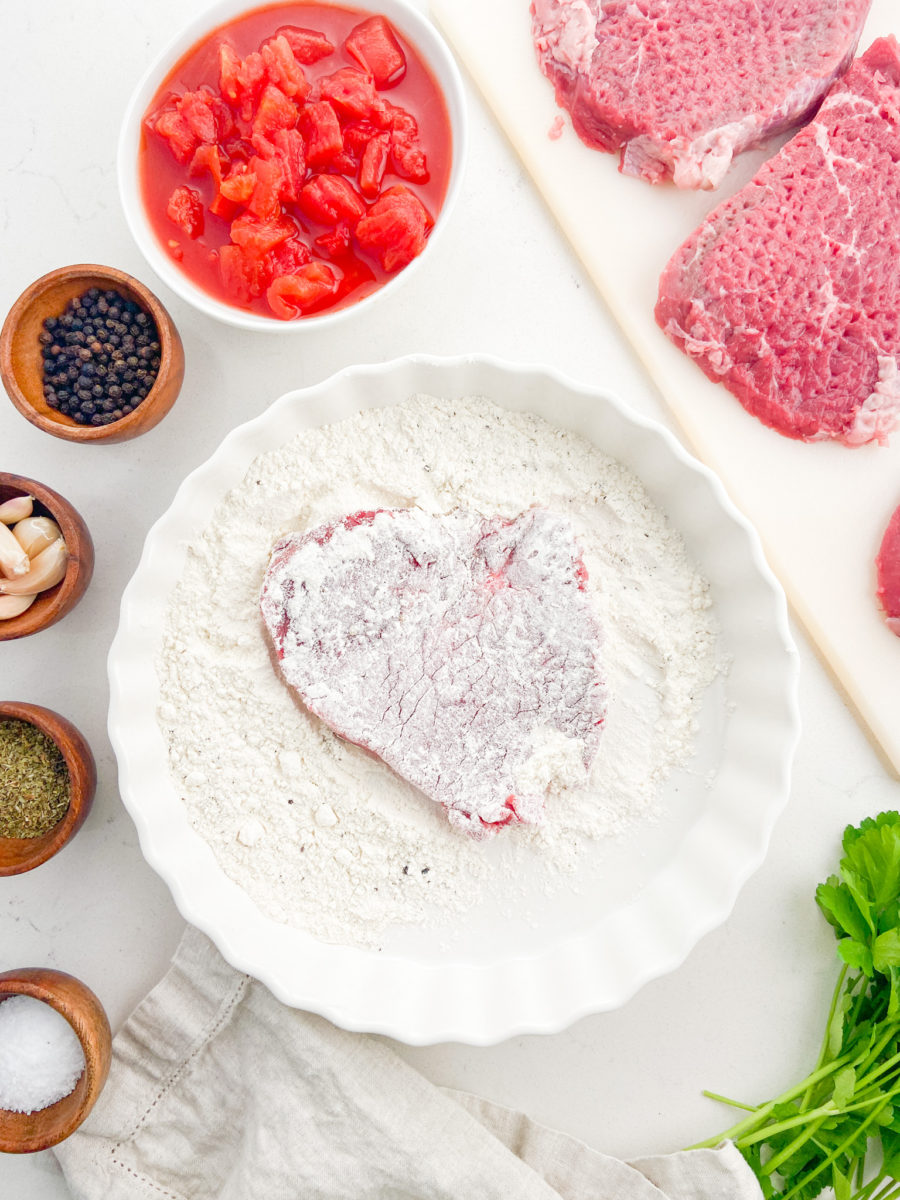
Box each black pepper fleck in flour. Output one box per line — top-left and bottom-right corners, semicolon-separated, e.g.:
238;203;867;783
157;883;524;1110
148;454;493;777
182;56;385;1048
0;719;70;838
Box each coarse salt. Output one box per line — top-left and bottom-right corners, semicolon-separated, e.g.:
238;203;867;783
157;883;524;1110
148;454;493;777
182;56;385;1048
0;994;85;1114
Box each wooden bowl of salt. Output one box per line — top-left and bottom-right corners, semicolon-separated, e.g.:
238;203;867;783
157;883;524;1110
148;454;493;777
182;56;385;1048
0;968;112;1152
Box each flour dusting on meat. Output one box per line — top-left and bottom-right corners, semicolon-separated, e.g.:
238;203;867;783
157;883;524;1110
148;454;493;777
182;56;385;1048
261;508;606;837
157;395;722;948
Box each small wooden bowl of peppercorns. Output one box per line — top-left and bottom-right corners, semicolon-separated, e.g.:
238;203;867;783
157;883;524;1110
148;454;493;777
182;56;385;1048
0;264;184;443
0;702;97;877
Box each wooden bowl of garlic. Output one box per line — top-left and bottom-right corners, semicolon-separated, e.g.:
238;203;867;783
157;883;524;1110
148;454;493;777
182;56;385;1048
0;474;94;641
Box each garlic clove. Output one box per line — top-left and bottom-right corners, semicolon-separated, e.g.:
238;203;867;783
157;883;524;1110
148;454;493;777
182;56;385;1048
0;593;37;619
0;538;67;596
0;495;33;525
13;516;62;558
0;522;31;579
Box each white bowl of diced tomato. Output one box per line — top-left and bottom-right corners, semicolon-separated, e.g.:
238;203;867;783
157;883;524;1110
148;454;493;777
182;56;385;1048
118;0;466;328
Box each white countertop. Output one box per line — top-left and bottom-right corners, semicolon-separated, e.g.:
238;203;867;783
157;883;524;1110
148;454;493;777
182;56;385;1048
2;2;899;1194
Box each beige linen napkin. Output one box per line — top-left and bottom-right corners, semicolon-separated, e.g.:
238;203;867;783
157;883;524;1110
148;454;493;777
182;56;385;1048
55;926;761;1200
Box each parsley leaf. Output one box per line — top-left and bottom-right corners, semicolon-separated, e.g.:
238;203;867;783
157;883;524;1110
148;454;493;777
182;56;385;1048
692;812;900;1200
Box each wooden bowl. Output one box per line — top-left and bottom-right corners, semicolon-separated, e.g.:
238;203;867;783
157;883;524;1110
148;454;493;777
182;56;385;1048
0;264;184;443
0;702;97;876
0;473;94;641
0;968;112;1152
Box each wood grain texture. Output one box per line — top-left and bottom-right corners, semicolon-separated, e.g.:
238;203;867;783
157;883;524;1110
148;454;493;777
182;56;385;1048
0;263;184;443
0;701;97;876
431;0;900;775
0;474;94;641
0;968;111;1153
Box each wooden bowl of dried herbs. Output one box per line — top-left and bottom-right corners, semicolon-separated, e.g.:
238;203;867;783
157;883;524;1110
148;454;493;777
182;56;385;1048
0;702;96;876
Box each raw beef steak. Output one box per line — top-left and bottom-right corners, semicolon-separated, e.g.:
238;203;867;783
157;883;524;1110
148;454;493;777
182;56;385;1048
530;0;871;189
877;504;900;637
260;507;606;837
656;38;900;445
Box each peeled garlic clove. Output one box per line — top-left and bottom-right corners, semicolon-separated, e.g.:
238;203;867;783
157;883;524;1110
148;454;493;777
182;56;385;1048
0;522;30;579
0;538;67;595
0;593;37;619
0;495;33;524
13;516;62;558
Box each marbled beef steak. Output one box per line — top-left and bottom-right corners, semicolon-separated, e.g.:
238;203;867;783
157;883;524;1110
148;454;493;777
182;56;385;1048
656;38;900;445
531;0;871;189
260;507;606;837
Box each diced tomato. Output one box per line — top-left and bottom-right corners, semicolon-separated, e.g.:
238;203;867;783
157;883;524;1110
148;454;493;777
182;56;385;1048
219;163;256;204
314;224;351;257
218;242;274;299
298;175;366;227
359;133;390;198
342;122;379;159
222;49;268;121
270;236;312;275
298;101;343;167
143;5;448;321
219;44;242;106
230;212;296;256
179;90;218;143
275;25;335;64
328;151;360;175
166;186;204;238
155;108;198;164
386;103;429;182
355;184;432;272
269;128;306;202
189;143;224;187
344;17;407;88
245;155;282;220
318;68;388;125
261;34;311;100
252;84;300;141
267;262;339;318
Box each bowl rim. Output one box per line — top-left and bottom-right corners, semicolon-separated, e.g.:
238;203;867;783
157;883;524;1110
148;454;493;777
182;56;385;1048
107;352;801;1045
0;701;97;875
116;0;469;332
0;263;182;444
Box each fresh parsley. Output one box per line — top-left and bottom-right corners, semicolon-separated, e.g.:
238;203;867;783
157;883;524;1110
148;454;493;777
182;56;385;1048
693;811;900;1200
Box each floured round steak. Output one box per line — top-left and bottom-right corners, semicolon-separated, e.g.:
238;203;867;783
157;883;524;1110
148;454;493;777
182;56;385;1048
531;0;871;189
877;504;900;637
260;507;607;837
656;37;900;445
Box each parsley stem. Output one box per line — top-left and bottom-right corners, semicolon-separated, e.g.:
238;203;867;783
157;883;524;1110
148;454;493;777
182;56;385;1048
699;1090;756;1112
780;1092;892;1200
688;1051;856;1149
802;963;848;1110
756;1113;829;1175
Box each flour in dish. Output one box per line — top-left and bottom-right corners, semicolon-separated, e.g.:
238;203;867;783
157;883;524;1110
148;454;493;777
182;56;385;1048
157;394;722;947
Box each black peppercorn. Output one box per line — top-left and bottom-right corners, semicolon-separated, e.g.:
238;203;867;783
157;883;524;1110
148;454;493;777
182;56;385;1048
39;287;160;426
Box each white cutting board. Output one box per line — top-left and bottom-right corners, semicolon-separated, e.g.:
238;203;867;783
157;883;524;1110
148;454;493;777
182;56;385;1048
431;0;900;776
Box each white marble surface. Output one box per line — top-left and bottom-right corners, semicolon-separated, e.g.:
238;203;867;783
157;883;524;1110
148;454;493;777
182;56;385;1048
2;1;898;1194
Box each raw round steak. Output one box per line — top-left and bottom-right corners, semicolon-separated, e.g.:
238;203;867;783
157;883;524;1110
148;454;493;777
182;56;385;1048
877;504;900;637
656;37;900;446
530;0;871;189
260;507;606;837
